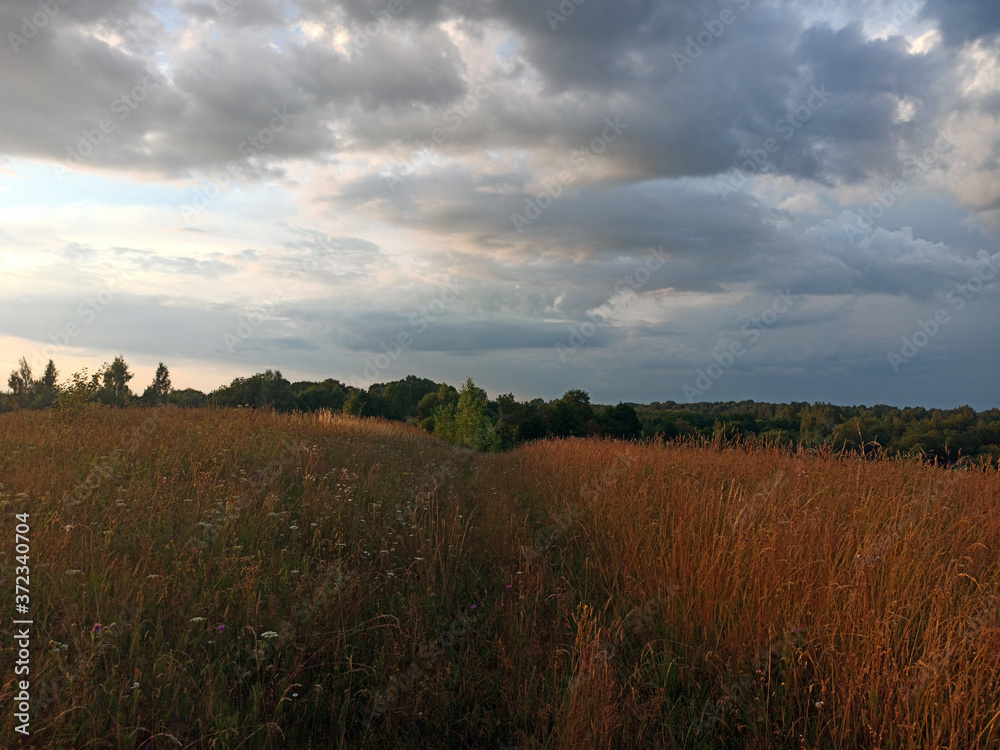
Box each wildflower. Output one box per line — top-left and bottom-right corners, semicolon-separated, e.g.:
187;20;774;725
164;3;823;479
261;631;280;639
289;525;299;530
189;617;206;623
147;574;160;579
66;570;81;575
92;623;103;634
216;624;226;632
471;604;477;610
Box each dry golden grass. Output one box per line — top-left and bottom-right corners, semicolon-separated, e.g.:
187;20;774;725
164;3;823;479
1;409;999;748
512;437;1000;748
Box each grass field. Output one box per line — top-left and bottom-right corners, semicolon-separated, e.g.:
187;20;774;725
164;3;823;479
3;408;1000;748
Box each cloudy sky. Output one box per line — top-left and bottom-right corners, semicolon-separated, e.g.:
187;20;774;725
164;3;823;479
1;0;998;408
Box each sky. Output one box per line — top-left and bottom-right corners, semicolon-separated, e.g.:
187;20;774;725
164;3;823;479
1;0;998;409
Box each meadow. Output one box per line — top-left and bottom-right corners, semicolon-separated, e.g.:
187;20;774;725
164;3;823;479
2;408;1000;748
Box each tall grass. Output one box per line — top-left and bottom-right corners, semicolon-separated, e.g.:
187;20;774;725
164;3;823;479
1;409;998;747
512;437;1000;748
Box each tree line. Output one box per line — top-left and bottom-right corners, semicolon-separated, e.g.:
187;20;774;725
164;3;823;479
3;355;998;462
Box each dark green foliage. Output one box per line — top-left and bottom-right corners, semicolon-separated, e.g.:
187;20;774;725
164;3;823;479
5;357;58;408
169;388;207;408
99;354;135;404
289;378;348;413
637;400;1000;464
141;362;173;405
599;402;644;440
4;352;999;459
209;369;294;410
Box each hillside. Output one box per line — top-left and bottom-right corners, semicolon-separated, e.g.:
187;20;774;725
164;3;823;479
2;409;1000;748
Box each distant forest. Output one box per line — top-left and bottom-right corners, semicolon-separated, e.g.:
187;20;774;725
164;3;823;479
3;354;999;464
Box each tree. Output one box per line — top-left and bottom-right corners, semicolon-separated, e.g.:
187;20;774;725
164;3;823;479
599;403;643;439
342;390;364;416
31;360;60;408
209;369;292;410
420;383;459;433
432;400;457;442
101;355;134;404
7;357;33;399
381;381;413;420
518;402;548;442
169;388;207;408
495;393;521;448
146;362;172;404
417;391;440;420
56;367;103;410
435;378;500;452
40;360;58;391
292;379;347;412
550;389;593;437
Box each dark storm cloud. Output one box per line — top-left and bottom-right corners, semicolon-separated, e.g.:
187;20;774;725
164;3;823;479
920;0;1000;45
3;0;999;407
327;309;621;353
1;0;954;188
342;152;997;315
1;0;468;175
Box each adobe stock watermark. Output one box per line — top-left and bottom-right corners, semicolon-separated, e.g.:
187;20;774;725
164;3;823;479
179;106;296;222
555;245;668;363
7;0;73;54
510;115;628;234
223;236;331;353
840;128;958;244
52;72;161;182
345;280;464;386
343;0;412;55
716;84;832;201
887;252;999;373
546;0;587;31
681;289;795;402
673;0;751;72
384;71;497;191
